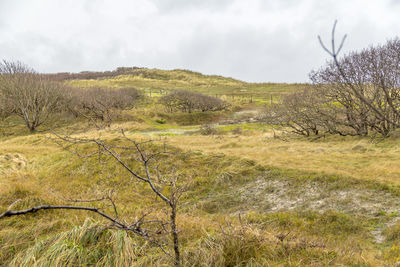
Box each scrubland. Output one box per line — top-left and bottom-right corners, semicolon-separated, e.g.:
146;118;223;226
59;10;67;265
1;68;400;266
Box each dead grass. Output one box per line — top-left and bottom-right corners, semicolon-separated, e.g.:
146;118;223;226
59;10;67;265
162;133;400;186
2;112;400;265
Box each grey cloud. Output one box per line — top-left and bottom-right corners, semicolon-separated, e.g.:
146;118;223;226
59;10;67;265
0;0;399;82
175;23;323;82
390;0;400;5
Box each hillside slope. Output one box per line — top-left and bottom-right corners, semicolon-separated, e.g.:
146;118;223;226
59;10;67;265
63;68;309;98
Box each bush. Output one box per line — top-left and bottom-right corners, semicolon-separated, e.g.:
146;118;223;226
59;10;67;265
0;60;69;131
155;119;166;124
309;38;400;137
159;90;229;113
262;38;400;138
68;87;141;126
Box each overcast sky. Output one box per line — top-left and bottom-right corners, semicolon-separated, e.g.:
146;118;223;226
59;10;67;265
0;0;399;83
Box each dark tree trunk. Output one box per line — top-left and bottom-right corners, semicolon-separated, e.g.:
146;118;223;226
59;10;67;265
170;203;180;267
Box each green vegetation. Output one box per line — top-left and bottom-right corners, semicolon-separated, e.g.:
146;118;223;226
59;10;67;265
1;67;400;266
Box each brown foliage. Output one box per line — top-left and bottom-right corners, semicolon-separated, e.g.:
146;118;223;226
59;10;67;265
263;37;400;137
159;90;229;113
46;67;142;81
0;60;69;131
68;87;141;126
310;38;400;136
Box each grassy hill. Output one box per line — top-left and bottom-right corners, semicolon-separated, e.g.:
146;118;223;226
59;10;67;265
1;69;400;266
65;68;309;101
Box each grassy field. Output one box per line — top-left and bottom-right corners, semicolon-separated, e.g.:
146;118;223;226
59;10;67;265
1;70;400;266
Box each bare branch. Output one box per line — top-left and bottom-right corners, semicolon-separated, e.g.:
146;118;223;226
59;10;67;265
0;205;124;228
317;20;400;130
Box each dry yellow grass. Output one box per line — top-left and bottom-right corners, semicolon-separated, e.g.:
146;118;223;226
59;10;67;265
3;69;400;265
158;133;400;185
2;119;400;265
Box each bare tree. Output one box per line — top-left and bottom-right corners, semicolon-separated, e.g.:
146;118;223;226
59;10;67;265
0;132;185;266
316;21;400;135
160;90;229;113
270;90;319;136
68;86;141;127
0;60;68;132
265;22;400;137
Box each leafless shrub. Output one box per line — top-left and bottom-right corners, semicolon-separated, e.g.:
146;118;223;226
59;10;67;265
68;87;141;127
260;88;322;136
159;90;229;113
314;21;400;137
263;23;400;137
0;60;69;131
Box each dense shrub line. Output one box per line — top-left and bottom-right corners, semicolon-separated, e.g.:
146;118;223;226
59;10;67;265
0;61;142;130
46;67;142;81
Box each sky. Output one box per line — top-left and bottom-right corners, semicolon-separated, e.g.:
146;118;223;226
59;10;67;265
0;0;399;83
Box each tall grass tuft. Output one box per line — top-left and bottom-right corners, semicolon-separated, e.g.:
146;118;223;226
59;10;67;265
10;219;155;267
